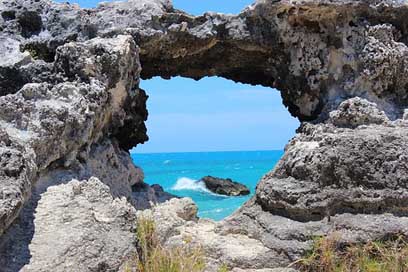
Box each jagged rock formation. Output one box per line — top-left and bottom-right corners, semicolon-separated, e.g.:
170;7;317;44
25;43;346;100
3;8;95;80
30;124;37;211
137;198;297;272
201;176;250;196
0;34;148;271
1;0;408;271
131;182;177;210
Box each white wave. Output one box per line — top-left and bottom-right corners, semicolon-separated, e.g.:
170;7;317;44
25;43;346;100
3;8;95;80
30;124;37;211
200;208;225;215
163;160;171;164
172;177;209;192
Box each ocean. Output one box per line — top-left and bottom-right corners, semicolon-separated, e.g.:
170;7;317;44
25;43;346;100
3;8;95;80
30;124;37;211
131;150;283;221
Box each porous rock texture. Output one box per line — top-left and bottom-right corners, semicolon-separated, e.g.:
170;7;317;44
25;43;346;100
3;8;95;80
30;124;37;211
1;0;408;271
0;177;138;272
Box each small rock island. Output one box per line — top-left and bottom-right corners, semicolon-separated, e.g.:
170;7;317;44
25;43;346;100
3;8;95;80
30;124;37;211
200;176;250;196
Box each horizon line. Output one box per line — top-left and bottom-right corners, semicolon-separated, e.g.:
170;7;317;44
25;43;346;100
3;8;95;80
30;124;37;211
130;148;284;155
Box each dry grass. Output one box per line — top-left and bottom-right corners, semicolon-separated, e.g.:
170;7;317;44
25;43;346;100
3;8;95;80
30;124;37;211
294;234;408;272
134;216;206;272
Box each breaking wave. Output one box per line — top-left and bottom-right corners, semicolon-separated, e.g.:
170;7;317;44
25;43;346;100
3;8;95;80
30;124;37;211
172;177;209;192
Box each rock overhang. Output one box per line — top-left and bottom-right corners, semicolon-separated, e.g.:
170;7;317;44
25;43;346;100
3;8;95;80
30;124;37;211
1;0;408;270
2;0;408;121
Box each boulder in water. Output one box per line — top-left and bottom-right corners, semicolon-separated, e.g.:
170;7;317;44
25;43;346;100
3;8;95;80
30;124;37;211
201;176;250;196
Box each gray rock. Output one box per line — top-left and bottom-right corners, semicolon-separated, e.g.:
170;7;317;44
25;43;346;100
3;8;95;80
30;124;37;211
1;0;408;121
329;97;389;128
0;34;147;236
131;182;177;210
201;176;250;196
0;32;152;272
256;122;408;222
219;198;408;267
137;198;282;271
1;0;408;271
0;177;138;272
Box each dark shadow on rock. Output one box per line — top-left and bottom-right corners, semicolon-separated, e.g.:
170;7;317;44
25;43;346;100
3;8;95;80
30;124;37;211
0;171;75;272
131;182;178;210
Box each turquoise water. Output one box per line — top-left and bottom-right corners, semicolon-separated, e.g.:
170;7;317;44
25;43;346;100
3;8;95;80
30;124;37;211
131;150;283;221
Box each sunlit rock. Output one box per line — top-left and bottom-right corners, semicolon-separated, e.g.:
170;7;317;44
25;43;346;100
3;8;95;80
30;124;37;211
1;0;408;270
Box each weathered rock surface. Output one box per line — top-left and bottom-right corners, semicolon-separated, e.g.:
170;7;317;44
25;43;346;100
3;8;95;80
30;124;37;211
220;198;408;268
1;0;408;270
201;176;250;196
0;177;138;272
0;23;148;271
256;98;408;222
210;97;408;268
0;34;147;236
137;198;293;272
2;0;408;120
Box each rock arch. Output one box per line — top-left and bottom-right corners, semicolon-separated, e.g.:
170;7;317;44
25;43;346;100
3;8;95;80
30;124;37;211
1;0;408;270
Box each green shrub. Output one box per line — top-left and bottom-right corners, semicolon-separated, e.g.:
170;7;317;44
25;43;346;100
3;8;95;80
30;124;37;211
294;234;408;272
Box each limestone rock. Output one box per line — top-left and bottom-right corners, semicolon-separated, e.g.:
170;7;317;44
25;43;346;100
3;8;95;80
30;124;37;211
2;0;408;121
1;0;408;270
137;198;289;271
0;16;150;269
329;97;389;128
256;122;408;222
201;176;250;196
219;199;408;268
0;143;36;237
0;34;147;236
0;177;138;272
136;198;199;245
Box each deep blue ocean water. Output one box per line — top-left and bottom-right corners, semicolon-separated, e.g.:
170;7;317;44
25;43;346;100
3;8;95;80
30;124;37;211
131;150;283;221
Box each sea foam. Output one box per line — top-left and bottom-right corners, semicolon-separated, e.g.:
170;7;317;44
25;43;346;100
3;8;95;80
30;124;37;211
172;177;209;192
163;160;171;164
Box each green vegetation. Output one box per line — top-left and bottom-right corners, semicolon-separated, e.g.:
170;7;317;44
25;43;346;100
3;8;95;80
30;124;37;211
217;263;230;272
133;218;408;272
294;234;408;272
134;216;206;272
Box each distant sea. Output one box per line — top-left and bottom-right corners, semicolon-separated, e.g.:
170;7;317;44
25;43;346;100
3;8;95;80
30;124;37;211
131;150;283;221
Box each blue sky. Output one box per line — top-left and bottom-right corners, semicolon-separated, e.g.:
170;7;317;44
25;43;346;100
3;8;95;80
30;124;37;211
136;77;299;153
56;0;255;14
55;0;300;153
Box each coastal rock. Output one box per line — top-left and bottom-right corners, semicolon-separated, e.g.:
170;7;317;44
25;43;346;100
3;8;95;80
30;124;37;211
0;28;152;271
219;198;408;268
1;0;408;270
0;34;147;236
256;121;408;222
137;198;285;271
136;198;199;245
201;176;250;196
329;97;389;128
2;0;408;120
131;182;177;210
133;192;408;270
0;177;138;272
